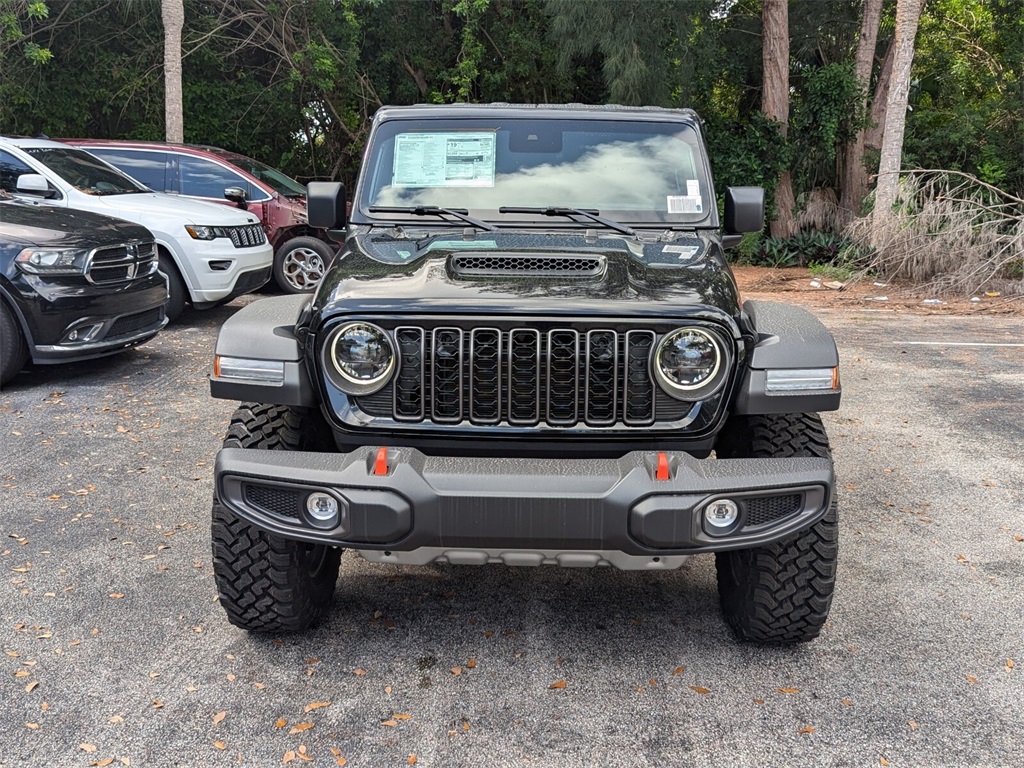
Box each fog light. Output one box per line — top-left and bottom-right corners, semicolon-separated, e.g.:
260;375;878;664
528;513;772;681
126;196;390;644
704;499;739;529
68;329;78;341
306;492;339;523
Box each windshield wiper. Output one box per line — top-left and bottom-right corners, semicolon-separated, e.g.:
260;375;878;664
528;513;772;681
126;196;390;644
369;205;496;232
498;206;636;237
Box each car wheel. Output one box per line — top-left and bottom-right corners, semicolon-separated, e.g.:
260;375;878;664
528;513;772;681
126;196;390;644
158;252;188;322
0;301;29;387
713;413;839;644
274;236;334;294
211;403;341;632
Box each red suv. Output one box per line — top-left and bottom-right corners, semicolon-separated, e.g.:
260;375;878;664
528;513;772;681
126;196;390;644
64;140;336;293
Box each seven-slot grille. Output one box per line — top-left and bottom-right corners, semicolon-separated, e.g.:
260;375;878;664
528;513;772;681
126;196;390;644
377;325;696;428
87;241;156;284
227;224;266;248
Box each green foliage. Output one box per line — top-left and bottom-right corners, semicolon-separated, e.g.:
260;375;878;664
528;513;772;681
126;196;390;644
739;231;863;269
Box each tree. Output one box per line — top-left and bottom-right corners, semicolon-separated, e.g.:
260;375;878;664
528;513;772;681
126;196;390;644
873;0;926;227
762;0;796;238
839;0;884;222
161;0;183;143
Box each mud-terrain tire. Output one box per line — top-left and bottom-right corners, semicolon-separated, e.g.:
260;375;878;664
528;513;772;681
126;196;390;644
714;413;839;644
273;236;334;294
0;300;29;387
157;251;188;322
211;403;340;632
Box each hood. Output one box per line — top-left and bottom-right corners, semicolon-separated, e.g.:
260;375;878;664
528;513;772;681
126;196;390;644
90;192;263;227
0;201;153;248
315;229;741;321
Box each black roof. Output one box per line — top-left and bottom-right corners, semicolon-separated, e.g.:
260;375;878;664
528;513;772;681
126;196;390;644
373;103;702;124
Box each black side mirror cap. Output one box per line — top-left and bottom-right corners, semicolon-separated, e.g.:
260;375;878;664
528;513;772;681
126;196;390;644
724;187;764;235
307;181;347;242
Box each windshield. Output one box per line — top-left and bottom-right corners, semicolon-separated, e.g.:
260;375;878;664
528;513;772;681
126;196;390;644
25;147;147;196
359;117;712;226
215;152;306;198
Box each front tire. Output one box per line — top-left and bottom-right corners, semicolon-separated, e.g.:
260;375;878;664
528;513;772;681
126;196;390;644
714;413;839;644
273;236;334;294
158;251;188;322
211;403;341;632
0;301;29;387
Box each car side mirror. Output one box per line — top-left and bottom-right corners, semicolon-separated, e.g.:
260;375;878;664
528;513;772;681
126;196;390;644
724;187;764;235
16;174;56;198
307;181;347;242
224;186;248;209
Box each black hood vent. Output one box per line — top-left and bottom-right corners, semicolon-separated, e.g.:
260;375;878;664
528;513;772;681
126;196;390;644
450;253;606;278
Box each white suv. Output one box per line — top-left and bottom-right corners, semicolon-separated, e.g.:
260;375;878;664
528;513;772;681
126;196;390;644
0;136;273;321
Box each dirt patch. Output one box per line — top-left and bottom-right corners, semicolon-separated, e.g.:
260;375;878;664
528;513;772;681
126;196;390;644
732;266;1023;316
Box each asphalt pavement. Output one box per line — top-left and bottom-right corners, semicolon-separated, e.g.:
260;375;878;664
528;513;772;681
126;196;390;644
1;301;1021;767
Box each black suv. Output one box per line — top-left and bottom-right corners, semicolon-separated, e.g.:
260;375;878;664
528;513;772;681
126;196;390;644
0;195;168;386
208;105;842;644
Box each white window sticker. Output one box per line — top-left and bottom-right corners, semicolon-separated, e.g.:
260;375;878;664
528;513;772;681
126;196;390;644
393;132;496;188
667;195;703;214
686;179;700;196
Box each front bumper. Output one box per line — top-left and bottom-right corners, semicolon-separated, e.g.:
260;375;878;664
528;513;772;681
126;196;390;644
184;240;273;304
215;446;834;568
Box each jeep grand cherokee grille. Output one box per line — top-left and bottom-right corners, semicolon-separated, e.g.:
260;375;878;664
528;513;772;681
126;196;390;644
227;224;266;248
353;324;718;429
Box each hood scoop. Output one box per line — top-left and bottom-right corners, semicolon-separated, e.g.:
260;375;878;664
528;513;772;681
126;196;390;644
449;252;606;278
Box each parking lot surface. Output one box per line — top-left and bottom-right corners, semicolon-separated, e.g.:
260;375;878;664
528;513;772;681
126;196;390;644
1;302;1022;767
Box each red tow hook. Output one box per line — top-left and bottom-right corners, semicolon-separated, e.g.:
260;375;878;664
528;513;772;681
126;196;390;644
655;452;671;481
373;447;389;476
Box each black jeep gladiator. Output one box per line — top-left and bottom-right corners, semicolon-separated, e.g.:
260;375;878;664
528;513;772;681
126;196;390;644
208;104;841;644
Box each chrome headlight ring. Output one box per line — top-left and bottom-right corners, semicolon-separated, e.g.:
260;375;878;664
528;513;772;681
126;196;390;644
323;321;396;396
652;326;728;400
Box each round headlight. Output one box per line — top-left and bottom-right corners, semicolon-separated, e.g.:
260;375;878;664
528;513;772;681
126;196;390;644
654;327;722;396
328;322;395;394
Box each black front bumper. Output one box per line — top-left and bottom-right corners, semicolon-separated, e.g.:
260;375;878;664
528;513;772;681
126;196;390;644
215;446;834;558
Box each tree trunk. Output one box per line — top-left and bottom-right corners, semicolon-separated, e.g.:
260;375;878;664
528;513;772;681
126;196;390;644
864;34;896;152
162;0;184;143
873;0;926;234
762;0;796;238
839;0;884;223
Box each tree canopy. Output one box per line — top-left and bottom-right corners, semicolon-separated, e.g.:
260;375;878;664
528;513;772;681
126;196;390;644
1;0;1020;221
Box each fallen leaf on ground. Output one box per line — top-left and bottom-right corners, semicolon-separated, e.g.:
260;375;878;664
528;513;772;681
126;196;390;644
288;723;313;734
753;698;765;705
108;715;124;723
80;744;98;752
303;702;330;713
283;751;296;764
798;725;815;734
109;593;125;599
392;713;412;720
466;658;477;669
672;666;686;675
880;758;890;766
776;687;800;694
90;759;114;767
908;720;918;731
25;681;39;693
841;698;854;707
353;668;367;677
213;741;226;750
966;675;978;684
407;755;418;765
380;719;398;727
690;686;711;695
450;666;462;676
212;711;226;724
548;680;567;689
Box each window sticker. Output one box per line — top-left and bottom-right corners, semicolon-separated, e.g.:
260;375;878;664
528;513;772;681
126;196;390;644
667;195;703;214
686;179;700;196
393;133;496;188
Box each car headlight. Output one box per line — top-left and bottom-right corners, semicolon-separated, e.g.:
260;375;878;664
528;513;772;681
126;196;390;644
185;225;228;240
653;327;723;397
14;247;90;275
326;322;395;395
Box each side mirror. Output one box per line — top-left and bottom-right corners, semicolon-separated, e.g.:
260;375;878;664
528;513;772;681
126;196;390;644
16;174;56;198
724;186;764;235
224;186;248;209
307;181;347;242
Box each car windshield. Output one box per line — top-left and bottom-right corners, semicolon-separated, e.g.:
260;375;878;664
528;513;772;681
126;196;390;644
216;152;306;198
25;147;146;195
359;117;712;226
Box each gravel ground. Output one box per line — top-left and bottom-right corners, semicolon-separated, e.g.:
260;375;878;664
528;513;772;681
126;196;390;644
0;301;1021;768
